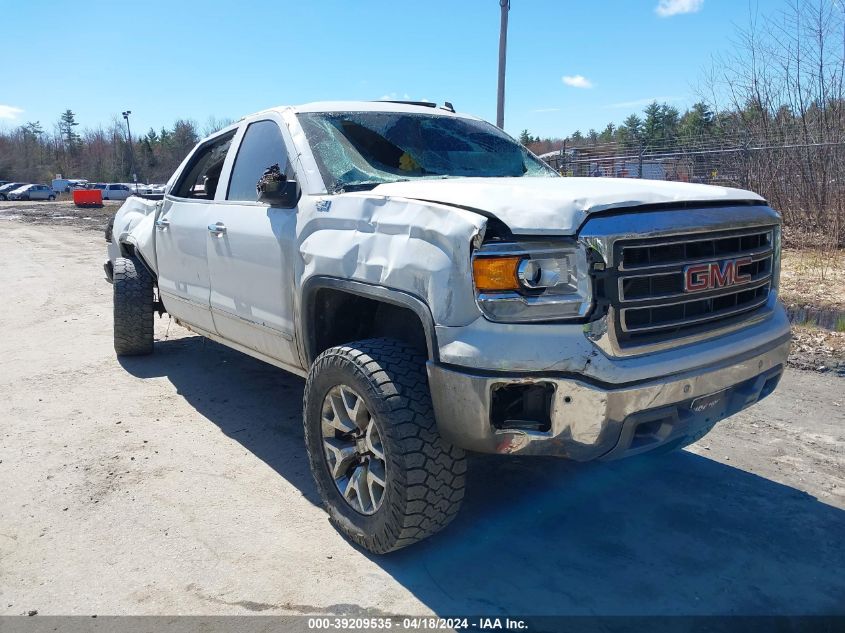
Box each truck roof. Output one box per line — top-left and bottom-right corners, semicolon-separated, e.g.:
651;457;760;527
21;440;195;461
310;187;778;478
246;100;477;120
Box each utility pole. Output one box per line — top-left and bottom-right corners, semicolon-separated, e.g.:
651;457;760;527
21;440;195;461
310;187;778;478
496;0;510;129
122;110;138;189
638;139;645;179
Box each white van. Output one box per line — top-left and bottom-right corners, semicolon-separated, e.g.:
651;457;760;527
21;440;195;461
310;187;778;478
52;178;88;193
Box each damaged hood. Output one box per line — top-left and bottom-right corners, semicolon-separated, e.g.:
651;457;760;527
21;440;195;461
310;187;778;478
370;177;765;235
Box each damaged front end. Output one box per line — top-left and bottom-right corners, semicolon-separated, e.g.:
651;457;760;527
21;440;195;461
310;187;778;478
426;203;790;460
427;333;789;459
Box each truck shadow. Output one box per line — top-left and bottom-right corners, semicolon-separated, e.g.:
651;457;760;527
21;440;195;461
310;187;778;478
119;335;845;616
385;453;844;615
118;334;319;505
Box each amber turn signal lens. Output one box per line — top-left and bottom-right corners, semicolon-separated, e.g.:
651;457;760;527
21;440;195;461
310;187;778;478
473;256;522;292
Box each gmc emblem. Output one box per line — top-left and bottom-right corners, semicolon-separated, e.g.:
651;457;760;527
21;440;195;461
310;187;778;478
684;257;752;292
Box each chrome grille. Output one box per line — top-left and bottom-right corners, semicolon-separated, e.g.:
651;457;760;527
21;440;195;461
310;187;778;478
611;228;775;344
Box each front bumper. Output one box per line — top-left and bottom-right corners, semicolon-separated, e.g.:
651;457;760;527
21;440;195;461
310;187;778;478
427;333;790;460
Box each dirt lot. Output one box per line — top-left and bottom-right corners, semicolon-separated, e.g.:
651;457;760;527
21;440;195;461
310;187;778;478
0;205;843;617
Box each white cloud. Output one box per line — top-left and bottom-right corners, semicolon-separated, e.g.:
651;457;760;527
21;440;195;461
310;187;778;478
378;92;411;101
562;75;593;89
655;0;703;17
0;105;24;120
607;96;685;109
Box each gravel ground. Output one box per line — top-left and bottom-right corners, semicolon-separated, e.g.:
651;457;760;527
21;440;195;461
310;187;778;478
0;199;119;231
0;210;843;617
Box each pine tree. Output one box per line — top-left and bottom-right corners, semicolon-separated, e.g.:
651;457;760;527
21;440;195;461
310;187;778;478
58;110;81;153
642;101;662;148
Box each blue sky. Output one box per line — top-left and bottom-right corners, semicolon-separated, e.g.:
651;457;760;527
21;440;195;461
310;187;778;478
0;0;780;140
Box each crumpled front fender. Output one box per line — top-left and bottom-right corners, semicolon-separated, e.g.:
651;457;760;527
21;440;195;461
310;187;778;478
297;193;487;327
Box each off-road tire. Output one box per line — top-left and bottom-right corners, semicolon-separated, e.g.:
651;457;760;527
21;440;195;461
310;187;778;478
113;255;154;356
303;338;466;554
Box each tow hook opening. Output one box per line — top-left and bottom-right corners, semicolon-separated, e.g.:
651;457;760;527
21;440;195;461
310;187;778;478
490;383;554;432
759;372;782;400
630;417;671;449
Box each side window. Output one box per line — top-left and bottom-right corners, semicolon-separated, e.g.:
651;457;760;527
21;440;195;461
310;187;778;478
172;131;235;200
227;120;290;202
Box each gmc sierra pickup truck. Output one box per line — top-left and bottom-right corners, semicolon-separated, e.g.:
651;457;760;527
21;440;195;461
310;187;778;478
105;101;791;553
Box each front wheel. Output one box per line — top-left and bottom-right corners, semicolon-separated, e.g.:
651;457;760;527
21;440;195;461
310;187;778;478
303;338;466;554
48;195;55;201
112;255;154;356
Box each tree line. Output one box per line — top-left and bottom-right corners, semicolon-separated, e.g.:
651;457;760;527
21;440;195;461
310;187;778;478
0;111;232;185
520;100;719;154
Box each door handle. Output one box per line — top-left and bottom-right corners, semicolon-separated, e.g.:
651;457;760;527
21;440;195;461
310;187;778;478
208;222;226;236
155;218;170;230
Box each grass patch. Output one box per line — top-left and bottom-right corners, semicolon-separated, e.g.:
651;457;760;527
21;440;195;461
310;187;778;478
780;247;845;313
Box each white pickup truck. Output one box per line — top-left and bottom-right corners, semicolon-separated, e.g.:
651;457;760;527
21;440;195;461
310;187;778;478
105;101;791;553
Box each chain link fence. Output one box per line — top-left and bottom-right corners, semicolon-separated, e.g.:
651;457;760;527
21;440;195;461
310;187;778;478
538;137;845;244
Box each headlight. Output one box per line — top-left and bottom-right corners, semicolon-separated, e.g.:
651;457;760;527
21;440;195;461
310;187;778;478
472;241;593;322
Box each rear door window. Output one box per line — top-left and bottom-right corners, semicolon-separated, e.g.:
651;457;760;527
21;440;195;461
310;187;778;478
226;120;290;202
172;131;235;200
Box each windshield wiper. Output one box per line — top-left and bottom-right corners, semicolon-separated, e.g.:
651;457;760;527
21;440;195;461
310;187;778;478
331;179;410;193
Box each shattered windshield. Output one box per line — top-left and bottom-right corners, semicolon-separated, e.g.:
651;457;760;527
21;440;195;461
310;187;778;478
297;111;557;192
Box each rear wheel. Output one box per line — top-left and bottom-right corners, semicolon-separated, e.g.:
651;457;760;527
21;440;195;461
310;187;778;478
303;338;466;554
112;255;154;356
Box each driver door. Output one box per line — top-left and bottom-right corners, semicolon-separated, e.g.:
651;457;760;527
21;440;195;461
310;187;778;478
205;117;300;368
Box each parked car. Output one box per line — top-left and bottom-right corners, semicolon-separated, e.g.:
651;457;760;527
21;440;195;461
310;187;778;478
105;101;790;554
92;183;135;201
8;184;55;201
0;182;28;200
138;183;166;195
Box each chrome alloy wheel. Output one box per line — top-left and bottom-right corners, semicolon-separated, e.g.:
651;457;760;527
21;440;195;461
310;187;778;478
321;385;387;515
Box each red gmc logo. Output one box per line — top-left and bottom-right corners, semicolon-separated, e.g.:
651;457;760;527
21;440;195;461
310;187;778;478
684;257;753;292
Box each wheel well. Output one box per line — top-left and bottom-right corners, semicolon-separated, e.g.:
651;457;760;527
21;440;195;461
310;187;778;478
117;242;159;288
118;241;135;258
307;288;431;364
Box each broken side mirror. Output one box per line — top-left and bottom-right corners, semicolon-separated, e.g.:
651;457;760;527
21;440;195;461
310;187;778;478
257;163;299;208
